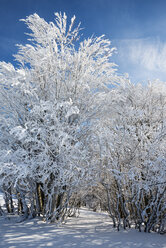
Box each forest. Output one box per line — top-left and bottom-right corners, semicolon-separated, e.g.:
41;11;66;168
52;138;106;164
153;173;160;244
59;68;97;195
0;12;165;234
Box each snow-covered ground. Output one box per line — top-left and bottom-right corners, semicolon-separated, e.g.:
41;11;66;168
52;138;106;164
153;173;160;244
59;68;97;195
0;194;165;248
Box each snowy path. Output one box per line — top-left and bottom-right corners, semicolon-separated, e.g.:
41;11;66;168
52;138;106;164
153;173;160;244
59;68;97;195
0;207;165;248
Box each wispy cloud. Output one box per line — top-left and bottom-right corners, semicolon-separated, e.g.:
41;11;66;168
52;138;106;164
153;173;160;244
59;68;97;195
128;38;166;71
114;37;166;82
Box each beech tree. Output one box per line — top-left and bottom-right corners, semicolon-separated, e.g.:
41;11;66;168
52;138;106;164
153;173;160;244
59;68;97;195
93;79;166;233
0;12;165;233
0;12;117;222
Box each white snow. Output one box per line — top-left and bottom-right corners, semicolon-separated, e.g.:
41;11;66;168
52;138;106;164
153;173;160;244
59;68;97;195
0;202;165;248
0;193;4;205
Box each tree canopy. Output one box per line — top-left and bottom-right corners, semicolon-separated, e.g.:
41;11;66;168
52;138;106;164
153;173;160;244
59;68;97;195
0;13;165;233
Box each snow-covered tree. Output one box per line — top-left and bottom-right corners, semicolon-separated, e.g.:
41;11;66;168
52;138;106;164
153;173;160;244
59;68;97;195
0;12;117;222
0;12;165;233
94;79;166;233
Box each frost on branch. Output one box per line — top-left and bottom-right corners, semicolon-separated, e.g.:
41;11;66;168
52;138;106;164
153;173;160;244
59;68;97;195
0;12;117;223
93;79;166;233
0;12;165;233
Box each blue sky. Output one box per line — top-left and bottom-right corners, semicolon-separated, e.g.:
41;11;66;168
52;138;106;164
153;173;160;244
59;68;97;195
1;0;166;83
